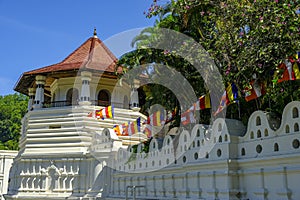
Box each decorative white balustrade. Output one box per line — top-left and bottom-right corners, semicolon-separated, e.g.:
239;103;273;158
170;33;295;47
110;101;300;200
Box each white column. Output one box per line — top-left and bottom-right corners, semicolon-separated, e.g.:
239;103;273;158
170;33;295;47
33;75;46;109
27;88;35;111
79;71;92;106
130;80;140;111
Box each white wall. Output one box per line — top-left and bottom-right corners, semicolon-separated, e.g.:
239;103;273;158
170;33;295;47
0;151;17;200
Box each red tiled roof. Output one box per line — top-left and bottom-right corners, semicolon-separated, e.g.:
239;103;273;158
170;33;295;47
24;36;118;75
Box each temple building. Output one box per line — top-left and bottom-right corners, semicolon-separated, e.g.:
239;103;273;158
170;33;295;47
5;29;146;200
3;29;300;200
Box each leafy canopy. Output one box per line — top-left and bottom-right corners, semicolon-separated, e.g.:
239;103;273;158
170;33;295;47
118;0;300;125
0;93;28;150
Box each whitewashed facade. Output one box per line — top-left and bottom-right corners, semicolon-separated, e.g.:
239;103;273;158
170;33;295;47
0;151;17;200
108;101;300;200
4;101;300;200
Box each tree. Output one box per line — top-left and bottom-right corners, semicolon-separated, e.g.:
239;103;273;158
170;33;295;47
0;93;28;150
118;0;300;124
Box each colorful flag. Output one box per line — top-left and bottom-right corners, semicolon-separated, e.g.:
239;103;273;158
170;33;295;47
149;110;165;126
214;90;230;116
226;83;239;103
293;62;300;80
189;110;196;123
160;111;166;125
113;124;123;136
244;80;265;102
122;122;129;136
128;117;141;136
95;109;102;119
144;124;152;138
94;105;114;120
276;61;295;83
181;110;195;125
181;111;190;125
199;94;211;110
165;108;176;124
105;105;114;118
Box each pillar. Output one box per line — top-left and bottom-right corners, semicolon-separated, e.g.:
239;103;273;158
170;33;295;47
28;88;35;111
79;71;92;105
130;80;140;111
33;75;46;109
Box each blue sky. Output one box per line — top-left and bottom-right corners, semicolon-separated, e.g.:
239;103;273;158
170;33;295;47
0;0;158;95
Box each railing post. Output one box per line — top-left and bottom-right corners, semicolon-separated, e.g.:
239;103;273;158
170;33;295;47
133;186;137;200
125;186;129;200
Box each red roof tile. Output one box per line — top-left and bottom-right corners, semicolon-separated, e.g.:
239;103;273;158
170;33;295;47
25;36;118;75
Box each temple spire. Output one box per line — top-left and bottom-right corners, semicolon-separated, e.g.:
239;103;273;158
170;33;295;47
93;27;97;38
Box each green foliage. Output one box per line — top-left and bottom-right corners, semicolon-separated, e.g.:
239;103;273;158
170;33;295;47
0;93;28;150
118;30;207;124
119;0;300;124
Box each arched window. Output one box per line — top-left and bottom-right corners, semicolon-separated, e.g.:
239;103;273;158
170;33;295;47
257;130;262;138
218;136;222;143
286;125;290;134
294;123;299;132
217;149;222;157
205;152;209;159
250;131;254;139
256;116;261;126
224;134;228;142
123;95;129;109
241;148;245;156
98;90;110;106
292;107;299;118
197;129;200;137
264;129;269;137
274;143;279;152
66;88;79;106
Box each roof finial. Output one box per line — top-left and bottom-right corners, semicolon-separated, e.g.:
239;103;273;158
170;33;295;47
93;27;97;38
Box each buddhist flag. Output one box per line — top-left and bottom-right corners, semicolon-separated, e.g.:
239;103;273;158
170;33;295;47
160;111;166;125
122;122;129;136
181;111;190;125
95;105;114;120
95;109;102;119
113;124;123;136
288;54;300;80
149;111;165;126
181;110;195;125
189;110;196;123
199;94;211;110
214;90;230;116
245;80;265;102
128;117;141;136
165;108;176;123
144;124;152;138
276;61;295;83
293;62;300;80
226;83;239;103
154;111;161;126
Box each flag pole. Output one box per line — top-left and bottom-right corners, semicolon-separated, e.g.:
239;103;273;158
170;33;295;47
238;101;241;119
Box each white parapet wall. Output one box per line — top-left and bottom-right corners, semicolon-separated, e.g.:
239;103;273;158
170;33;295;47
0;150;17;200
110;101;300;200
4;101;300;200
